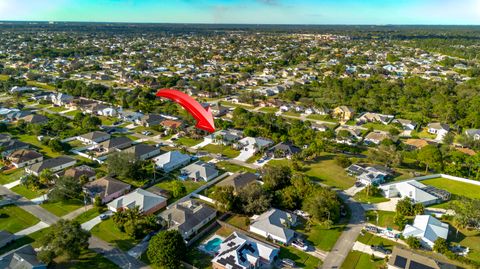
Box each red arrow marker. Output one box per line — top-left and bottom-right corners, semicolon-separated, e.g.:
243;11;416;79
156;89;216;133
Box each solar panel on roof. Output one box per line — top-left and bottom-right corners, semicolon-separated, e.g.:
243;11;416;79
394;256;407;269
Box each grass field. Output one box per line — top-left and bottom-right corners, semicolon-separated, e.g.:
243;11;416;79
10;185;47;200
365;210;401;230
27;80;56;91
48;106;68;113
295;221;344;251
0;205;40;233
226;215;250;230
421;177;480;200
15;134;62;158
40;199;84;217
91;218;140;251
0;75;9;81
0;168;25;185
259;107;278;113
54;249;120;269
361;122;399;132
282;111;302;117
201;144;240;158
73;208;102;224
215;161;256;173
279;246;322;268
304;154;356;189
155;179;205;203
341;250;386;269
306;114;338;123
176;137;203;147
412;128;437;140
446;221;480;264
357;232;401;252
353;189;390;204
64;109;81;117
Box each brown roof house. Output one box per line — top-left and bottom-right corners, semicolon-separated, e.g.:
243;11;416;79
62;165;96;181
332;106;355;122
7;149;43;168
83;176;131;204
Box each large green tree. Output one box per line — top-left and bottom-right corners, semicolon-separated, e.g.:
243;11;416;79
147;230;187;269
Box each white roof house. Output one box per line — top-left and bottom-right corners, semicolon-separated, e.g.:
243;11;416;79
402;215;448;249
212;232;279;269
380;180;447;206
237;137;273;150
249;208;297;244
107;188;167;215
153;151;191;172
180;161;219;182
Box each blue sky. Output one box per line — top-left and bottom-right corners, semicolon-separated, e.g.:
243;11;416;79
0;0;479;24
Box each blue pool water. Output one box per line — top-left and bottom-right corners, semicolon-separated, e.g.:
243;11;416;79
204;237;222;253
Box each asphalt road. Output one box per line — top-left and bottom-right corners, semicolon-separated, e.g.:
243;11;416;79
321;191;365;269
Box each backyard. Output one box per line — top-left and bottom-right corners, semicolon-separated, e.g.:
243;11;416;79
155;178;205;203
0;205;40;233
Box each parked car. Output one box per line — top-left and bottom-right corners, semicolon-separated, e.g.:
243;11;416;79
292;240;308;251
365;225;378;233
355;181;363;187
371;245;391;254
281;258;296;267
99;214;109;220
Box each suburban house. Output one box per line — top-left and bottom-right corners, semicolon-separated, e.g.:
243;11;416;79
7;149;43;168
107;188;168;215
402;215;449;249
77;131;111;145
160;199;217;240
269;141;301;159
335;126;363;144
392;119;417;131
0;230;14;248
0;244;46;269
311;123;329;132
61;165;96;181
249;208;298;245
51;92;73;106
332;106;355;122
216;172;259;194
0;140;30;157
212;232;279;269
210;103;229;117
118;111;144;122
209;129;243;145
346;164;392;185
404;139;431;150
22;114;49;125
388;246;458;269
25;156;77;177
364;131;393;145
380;180;450;206
122;144;161;160
0;133;11;142
139;114;164;127
465;129;480;141
180;161;219;182
96;136;132;154
357;112;394;125
427;123;450;141
236;137;273;152
153;150;191;172
160;119;183;131
83;176;131;204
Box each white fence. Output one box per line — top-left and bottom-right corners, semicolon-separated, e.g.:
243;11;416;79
383;174;480;187
191;193;216;204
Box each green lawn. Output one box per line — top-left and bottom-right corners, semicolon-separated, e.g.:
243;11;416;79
295;221;344;251
0;168;25;185
353;189;390;204
304;154;356;189
64;109;81;117
361;122;399;132
282;111;302;117
0;205;40;233
176;137;203;147
215;161;256;173
48;106;68;113
259;107;278;113
365;210;400;230
90;218;140;251
226;215;250;230
201;144;240;158
10;185;47;200
412;128;437;139
306;114;338;123
74;208;101;224
279;246;322;268
222;102;254;110
40;199;84;217
357;232;401;252
98;116;116;126
421;177;480;200
155;179;205;203
246;153;262;164
27;80;56;91
15;134;62;158
447;221;480;264
54;249;119;269
341;250;386;269
0;75;9;81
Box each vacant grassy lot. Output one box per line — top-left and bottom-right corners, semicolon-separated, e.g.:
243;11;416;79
201;144;240;158
353;189;390;204
282;111;302;117
295;221;344;251
304;154;356;189
0;205;40;233
48;106;68;113
15;134;62;158
361;122;399;132
341;250;386;269
176;137;203;147
365;210;404;230
215;161;256;173
40;199;84;217
27;80;56;91
10;185;47;200
91;218;140;251
0;168;25;185
357;232;402;252
259;107;278;113
279;246;322;268
306;114;338;123
421;177;480;200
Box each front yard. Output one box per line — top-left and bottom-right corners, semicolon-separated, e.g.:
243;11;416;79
215;161;256;173
176;137;203;147
90;218;140;251
353;189;390;204
341;250;386;269
0;168;25;185
357;232;402;252
364;210;405;230
279;246;322;268
40;199;84;217
10;185;47;200
295;220;344;251
201;144;240;158
0;205;40;233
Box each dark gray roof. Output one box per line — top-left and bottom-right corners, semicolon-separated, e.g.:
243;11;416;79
0;140;30;153
98;136;132;150
0;244;46;269
217;172;258;191
83;176;131;198
123;144;159;159
80;131;110;141
26;156;76;174
271;141;301;155
161;200;216;236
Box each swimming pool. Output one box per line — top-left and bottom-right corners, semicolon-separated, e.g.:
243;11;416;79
204;237;222;253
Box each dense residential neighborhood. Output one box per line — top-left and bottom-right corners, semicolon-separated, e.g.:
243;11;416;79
0;21;480;269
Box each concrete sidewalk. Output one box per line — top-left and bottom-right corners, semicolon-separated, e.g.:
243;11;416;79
4;180;21;189
81;210;112;231
14;221;50;238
